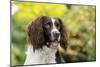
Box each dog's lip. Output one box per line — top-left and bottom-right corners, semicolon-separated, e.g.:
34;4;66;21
46;40;59;48
51;39;60;42
49;41;59;48
47;40;59;43
51;42;58;47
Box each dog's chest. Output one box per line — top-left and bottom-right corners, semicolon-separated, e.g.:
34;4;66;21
24;46;57;65
39;49;56;63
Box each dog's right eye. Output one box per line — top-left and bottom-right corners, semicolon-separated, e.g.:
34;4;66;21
45;23;51;29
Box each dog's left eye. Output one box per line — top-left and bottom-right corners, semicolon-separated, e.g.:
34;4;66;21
56;23;60;29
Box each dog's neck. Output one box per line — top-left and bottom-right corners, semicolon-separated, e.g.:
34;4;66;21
24;45;57;65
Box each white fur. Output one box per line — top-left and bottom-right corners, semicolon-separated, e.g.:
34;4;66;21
24;45;57;65
51;18;60;41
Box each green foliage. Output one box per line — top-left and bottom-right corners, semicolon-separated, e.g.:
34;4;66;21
12;1;96;66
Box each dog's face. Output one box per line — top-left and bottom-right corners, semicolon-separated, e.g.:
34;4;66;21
28;16;68;50
42;17;61;48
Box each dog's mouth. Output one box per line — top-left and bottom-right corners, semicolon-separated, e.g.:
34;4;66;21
47;40;60;49
50;41;59;48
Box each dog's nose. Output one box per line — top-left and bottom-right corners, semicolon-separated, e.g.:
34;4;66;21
53;32;60;39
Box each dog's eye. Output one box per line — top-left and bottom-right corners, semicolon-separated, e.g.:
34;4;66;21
56;23;60;29
45;24;50;29
45;23;51;29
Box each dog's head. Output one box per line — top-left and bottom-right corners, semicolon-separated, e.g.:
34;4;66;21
27;16;68;50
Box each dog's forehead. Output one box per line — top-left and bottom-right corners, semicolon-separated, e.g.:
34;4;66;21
42;16;51;22
51;17;60;22
51;17;56;23
42;16;60;24
50;17;60;23
47;17;55;21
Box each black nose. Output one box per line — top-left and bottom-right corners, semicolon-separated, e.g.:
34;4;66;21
53;32;60;39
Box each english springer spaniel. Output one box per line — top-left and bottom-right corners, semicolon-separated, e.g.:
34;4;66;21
24;16;68;65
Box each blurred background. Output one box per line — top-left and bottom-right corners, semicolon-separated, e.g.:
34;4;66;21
11;1;96;66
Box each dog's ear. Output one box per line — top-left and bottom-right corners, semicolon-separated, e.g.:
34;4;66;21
57;18;68;50
27;16;46;50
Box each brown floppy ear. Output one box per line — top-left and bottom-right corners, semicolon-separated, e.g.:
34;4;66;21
57;18;68;50
27;16;46;50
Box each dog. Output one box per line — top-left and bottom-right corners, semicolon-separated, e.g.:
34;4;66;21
24;16;68;65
